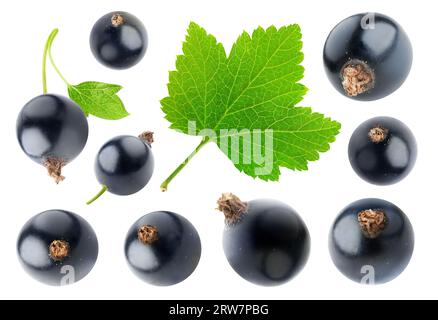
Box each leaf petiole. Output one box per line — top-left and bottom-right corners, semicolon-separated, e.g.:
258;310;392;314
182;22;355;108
160;137;210;192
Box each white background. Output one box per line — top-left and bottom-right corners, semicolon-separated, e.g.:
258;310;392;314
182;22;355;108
1;0;434;299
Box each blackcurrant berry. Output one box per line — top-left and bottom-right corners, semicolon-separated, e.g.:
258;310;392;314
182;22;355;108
217;193;310;286
90;11;148;69
348;116;417;185
323;13;412;100
125;211;202;286
329;199;414;284
17;210;99;286
87;132;154;204
17;94;89;183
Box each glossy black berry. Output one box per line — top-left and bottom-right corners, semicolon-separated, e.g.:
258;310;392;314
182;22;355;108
17;210;99;286
329;199;414;284
90;11;148;69
348;117;417;185
323;13;412;100
87;132;154;204
218;193;310;286
125;211;201;286
16;94;89;183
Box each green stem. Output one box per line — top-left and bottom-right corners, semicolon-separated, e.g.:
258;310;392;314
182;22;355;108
42;29;59;94
160;137;210;192
87;185;108;205
47;31;71;86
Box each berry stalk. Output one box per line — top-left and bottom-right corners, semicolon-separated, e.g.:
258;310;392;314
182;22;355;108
42;28;72;94
86;185;108;205
42;29;59;94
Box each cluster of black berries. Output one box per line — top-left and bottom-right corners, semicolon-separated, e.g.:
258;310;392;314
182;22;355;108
16;11;417;288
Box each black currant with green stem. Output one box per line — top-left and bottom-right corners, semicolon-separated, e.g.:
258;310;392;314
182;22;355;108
16;28;89;183
86;132;155;205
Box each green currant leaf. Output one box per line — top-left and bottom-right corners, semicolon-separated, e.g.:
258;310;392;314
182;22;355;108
68;82;129;120
160;22;341;190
